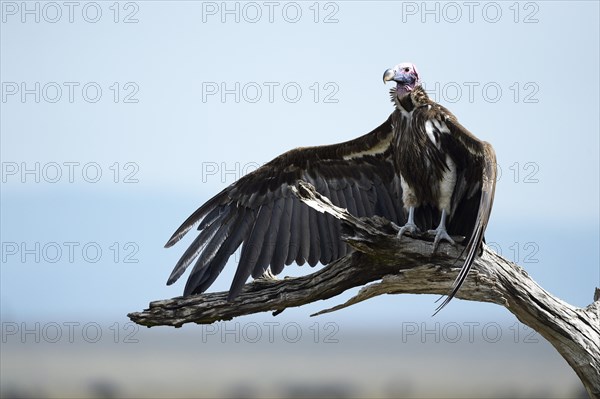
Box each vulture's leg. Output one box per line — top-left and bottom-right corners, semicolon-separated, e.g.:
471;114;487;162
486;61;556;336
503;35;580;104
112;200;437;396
428;157;457;252
397;178;420;238
396;206;420;238
427;209;455;252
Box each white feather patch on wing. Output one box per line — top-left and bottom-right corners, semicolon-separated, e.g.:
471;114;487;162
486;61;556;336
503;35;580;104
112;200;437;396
433;119;450;134
342;134;393;160
425;120;437;145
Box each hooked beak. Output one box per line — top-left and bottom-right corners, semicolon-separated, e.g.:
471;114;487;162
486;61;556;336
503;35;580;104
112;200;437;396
383;67;414;85
383;68;396;84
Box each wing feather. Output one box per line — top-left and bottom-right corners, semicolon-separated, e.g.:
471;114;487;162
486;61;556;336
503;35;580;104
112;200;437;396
342;184;358;216
228;202;273;298
167;206;232;285
374;178;397;221
184;207;253;295
296;202;310;266
197;206;223;231
166;113;403;298
272;195;294;274
361;185;376;216
325;187;346;259
352;184;366;217
165;189;229;248
253;196;285;278
285;197;301;266
307;207;321;266
317;183;335;263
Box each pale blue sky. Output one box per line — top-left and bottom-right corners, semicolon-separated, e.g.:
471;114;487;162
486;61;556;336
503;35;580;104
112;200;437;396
1;1;599;328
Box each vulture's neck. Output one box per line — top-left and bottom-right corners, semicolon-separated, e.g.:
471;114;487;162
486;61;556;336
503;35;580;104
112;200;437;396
394;86;431;115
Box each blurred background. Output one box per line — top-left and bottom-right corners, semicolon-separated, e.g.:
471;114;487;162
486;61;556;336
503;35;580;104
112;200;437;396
1;1;598;397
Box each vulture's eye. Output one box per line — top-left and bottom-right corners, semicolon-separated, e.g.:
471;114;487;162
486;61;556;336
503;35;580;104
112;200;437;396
404;68;410;72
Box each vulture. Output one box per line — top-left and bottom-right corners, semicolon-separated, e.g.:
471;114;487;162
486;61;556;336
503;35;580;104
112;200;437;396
165;62;497;312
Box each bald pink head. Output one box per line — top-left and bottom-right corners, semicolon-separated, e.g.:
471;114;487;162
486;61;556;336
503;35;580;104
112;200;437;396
383;63;421;97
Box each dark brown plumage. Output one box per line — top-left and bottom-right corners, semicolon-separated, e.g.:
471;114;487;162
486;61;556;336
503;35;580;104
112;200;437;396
390;85;496;312
166;63;496;312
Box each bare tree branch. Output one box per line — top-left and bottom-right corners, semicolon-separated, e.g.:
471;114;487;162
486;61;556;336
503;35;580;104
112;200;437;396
128;181;599;397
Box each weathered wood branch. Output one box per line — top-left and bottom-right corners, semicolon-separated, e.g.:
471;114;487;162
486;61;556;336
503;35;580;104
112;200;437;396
129;181;599;397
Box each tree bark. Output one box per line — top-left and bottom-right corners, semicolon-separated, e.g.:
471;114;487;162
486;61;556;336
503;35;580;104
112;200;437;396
128;181;599;398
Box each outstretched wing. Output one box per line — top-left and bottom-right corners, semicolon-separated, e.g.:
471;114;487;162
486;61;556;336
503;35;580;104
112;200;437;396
166;113;405;300
432;112;497;313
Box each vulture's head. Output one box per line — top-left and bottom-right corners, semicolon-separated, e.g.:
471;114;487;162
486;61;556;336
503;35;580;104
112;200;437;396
383;63;421;98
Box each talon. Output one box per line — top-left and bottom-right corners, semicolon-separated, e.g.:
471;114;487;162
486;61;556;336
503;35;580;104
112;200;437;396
429;228;455;252
397;222;420;239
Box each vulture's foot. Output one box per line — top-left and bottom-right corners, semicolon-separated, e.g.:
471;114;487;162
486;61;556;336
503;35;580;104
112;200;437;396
427;227;456;252
396;222;420;239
